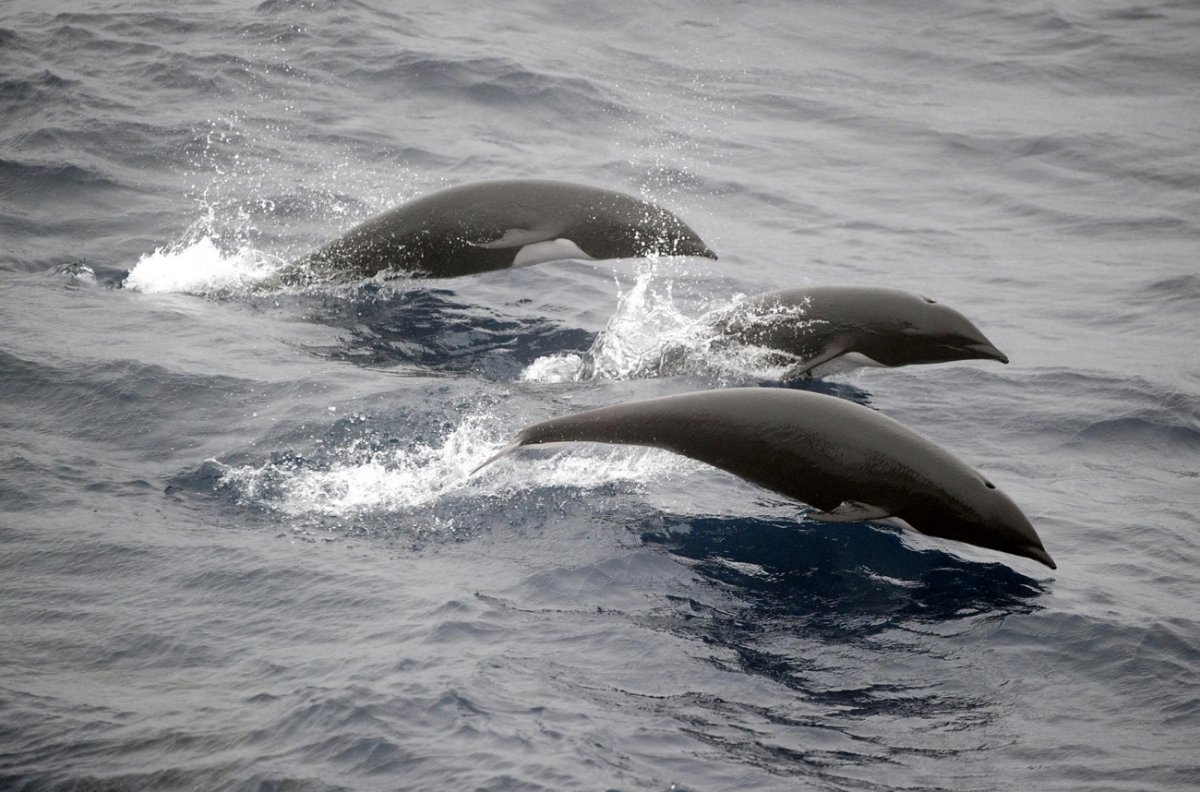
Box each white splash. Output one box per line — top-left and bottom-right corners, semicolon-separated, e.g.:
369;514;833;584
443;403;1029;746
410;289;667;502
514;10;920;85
125;234;285;294
220;408;696;520
125;112;395;296
519;353;588;384
222;411;501;516
521;268;807;383
587;268;700;380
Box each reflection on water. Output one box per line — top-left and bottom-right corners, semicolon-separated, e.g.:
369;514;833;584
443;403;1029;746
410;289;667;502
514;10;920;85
642;514;1042;727
645;515;1044;635
277;284;595;378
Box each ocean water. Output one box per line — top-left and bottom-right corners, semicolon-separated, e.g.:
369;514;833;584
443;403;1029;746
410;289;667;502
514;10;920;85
2;1;1198;789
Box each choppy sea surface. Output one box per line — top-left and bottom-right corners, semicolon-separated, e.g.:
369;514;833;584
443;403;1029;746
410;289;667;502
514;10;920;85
2;1;1198;789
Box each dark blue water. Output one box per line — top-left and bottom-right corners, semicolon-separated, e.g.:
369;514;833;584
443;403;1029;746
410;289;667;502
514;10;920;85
3;1;1198;789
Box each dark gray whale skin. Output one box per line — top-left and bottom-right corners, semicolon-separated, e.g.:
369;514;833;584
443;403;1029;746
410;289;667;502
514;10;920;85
290;179;717;282
478;388;1055;569
713;286;1009;377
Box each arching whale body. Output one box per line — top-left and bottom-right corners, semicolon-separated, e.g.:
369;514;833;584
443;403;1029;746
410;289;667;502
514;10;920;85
290;179;716;283
712;286;1009;378
476;388;1054;569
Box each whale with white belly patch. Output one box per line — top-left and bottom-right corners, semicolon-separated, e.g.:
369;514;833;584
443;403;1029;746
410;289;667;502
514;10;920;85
712;286;1009;378
286;179;717;283
475;388;1054;569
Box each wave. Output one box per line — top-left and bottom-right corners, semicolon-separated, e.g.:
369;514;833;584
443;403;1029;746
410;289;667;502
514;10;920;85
0;156;125;197
345;52;627;126
1006;369;1200;458
1137;273;1200;308
1066;414;1200;456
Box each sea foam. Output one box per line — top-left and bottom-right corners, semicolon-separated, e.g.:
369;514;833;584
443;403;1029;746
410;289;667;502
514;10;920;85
219;408;696;522
125;235;285;295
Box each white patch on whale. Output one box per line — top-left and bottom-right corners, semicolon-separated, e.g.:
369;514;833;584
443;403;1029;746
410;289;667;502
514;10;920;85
804;351;888;378
512;238;595;267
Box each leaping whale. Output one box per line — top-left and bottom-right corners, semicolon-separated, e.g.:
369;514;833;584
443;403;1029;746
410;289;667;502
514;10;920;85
475;388;1054;569
287;179;717;283
712;286;1009;378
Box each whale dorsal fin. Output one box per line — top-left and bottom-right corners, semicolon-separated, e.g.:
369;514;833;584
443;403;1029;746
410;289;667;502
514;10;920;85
781;343;848;380
471;226;558;249
807;500;892;523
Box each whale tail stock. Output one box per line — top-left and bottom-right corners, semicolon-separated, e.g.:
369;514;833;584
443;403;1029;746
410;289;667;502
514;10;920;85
470;435;590;475
470;439;524;475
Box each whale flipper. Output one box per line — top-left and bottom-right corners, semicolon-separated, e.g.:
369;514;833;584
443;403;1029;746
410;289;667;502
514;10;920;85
781;344;848;380
807;500;893;523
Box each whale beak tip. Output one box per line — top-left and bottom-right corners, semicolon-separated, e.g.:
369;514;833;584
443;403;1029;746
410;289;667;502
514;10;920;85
967;342;1009;364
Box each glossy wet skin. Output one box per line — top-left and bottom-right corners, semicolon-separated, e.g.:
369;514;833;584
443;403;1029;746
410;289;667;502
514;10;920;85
481;388;1054;569
714;286;1009;375
291;179;716;282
